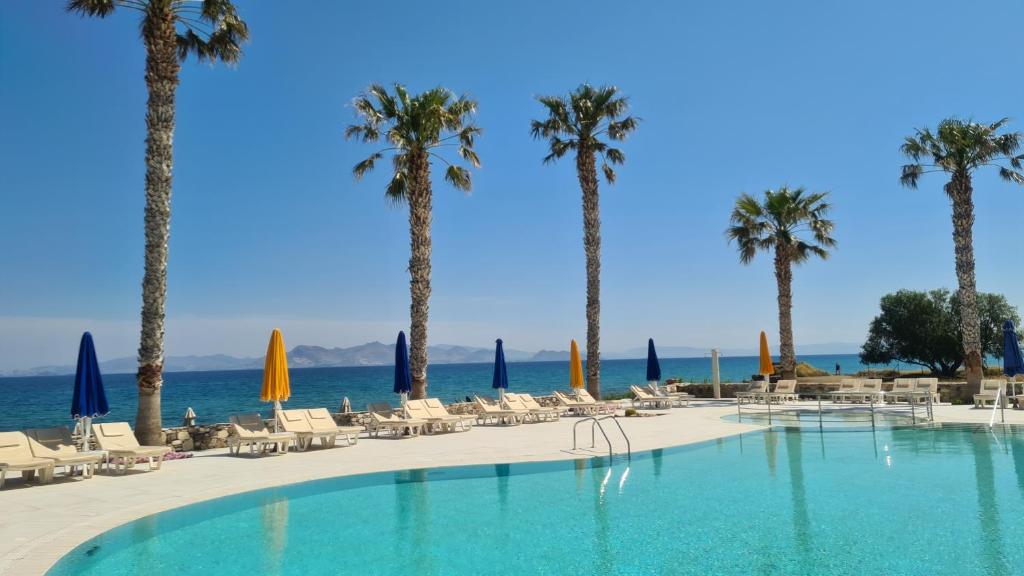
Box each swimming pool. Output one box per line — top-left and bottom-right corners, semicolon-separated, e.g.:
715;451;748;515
49;424;1024;575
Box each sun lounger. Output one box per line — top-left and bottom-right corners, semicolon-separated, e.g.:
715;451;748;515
768;380;798;403
736;381;769;404
25;427;105;477
0;432;54;489
366;403;426;438
306;408;362;447
424;398;474;431
886;378;917;404
229;414;295;455
974;380;1007;408
278;409;338;450
576;389;617;414
505;393;559;422
404;399;466;433
631;385;673;409
915;378;940;404
475;395;524;425
554;391;596;415
517;393;560;421
848;379;884;403
647;383;692;406
93;422;170;474
830;379;862;404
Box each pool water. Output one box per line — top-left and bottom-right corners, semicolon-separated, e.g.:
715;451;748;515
49;424;1024;575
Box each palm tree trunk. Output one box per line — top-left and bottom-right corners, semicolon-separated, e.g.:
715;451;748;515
576;147;601;398
948;171;983;392
407;151;432;400
774;250;796;380
135;8;180;446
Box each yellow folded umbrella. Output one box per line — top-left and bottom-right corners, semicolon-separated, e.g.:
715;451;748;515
569;339;584;393
261;329;291;430
758;331;775;376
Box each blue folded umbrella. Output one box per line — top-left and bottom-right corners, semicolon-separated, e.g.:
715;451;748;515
394;331;412;395
71;332;108;420
646;338;662;382
493;339;509;391
1003;321;1024;377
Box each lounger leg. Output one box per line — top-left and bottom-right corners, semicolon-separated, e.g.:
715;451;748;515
0;470;5;490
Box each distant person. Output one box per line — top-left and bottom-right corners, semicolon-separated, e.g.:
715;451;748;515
835;362;841;375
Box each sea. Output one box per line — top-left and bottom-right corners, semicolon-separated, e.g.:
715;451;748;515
0;353;882;431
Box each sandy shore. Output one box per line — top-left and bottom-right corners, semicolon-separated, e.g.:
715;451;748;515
1;400;1020;575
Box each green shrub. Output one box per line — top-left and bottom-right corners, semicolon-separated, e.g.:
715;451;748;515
795;362;828;377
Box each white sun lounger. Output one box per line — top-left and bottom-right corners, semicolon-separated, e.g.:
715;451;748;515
93;422;170;474
631;385;673;409
366;403;426;438
26;426;106;477
974;380;1007;408
0;432;54;489
229;414;295;455
306;408;363;447
474;396;523;425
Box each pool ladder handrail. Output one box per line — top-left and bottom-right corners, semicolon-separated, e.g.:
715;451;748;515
990;385;1006;428
573;415;631;460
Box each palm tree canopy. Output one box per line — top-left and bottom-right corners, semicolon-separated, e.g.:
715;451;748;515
900;117;1024;188
345;83;481;204
66;0;249;63
530;83;639;183
727;186;837;265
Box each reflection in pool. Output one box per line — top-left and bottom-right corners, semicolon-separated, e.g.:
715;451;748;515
49;424;1024;575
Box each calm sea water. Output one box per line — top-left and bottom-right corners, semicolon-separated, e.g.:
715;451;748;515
0;354;877;431
48;424;1024;575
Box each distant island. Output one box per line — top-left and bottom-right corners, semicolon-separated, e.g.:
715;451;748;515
0;341;860;377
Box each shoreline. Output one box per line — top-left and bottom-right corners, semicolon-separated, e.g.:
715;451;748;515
4;401;1021;575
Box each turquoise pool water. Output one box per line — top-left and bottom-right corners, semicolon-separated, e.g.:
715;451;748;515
49;424;1024;575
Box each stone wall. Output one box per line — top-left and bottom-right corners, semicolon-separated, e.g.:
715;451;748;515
160;423;232;452
679;381;968;403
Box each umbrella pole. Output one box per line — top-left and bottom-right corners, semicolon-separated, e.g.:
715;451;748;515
273;400;281;433
81;416;91;452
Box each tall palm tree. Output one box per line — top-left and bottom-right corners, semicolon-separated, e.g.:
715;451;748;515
727;187;836;380
530;84;638;399
901;118;1023;390
67;0;248;445
346;84;481;399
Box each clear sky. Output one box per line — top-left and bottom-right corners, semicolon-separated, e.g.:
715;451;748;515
1;0;1023;370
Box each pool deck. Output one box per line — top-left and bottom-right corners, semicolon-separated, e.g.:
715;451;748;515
1;400;1021;575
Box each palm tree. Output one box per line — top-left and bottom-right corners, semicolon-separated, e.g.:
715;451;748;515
901;118;1023;391
727;187;836;380
530;84;638;399
67;0;248;445
346;84;481;399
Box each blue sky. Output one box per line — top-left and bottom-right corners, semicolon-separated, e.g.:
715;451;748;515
1;0;1023;370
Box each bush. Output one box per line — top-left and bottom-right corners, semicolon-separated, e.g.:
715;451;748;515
795;362;828;377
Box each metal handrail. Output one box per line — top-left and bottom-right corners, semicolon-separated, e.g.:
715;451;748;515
990;386;1005;427
597;415;631;459
737;391;934;427
573;415;631;459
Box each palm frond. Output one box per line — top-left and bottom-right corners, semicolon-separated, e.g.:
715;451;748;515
66;0;119;17
601;163;616;184
444;165;472;192
349;83;480;201
900;164;923;188
726;187;834;266
353;152;382;180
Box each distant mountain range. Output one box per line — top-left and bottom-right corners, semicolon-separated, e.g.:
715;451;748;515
0;340;861;377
